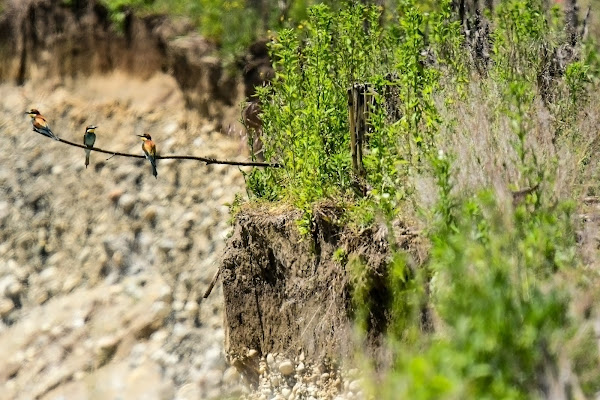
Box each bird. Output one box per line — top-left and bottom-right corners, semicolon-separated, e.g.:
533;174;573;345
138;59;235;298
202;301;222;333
83;125;97;168
137;133;157;178
25;109;60;141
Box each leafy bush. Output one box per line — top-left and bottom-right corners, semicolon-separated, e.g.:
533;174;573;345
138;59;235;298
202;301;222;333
242;0;600;397
247;2;462;215
249;4;394;215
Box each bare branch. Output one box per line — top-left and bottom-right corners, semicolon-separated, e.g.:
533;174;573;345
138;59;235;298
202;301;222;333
53;135;282;168
203;267;221;299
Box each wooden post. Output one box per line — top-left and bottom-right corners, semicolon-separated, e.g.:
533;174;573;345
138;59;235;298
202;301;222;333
348;87;358;176
348;83;376;178
348;79;401;195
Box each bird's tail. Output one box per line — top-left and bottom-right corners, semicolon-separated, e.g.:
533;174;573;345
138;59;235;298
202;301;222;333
35;127;60;141
85;149;91;168
151;160;158;178
49;130;60;141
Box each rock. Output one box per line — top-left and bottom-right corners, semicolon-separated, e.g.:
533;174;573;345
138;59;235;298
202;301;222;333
172;300;184;312
296;362;305;373
348;379;362;393
95;335;120;367
270;375;280;387
158;239;176;252
278;360;294;376
183;301;198;319
282;388;292;398
175;383;200;400
222;366;240;385
0;298;14;316
143;205;158;222
118;194;136;213
108;188;124;203
32;289;49;305
62;274;81;292
203;369;223;388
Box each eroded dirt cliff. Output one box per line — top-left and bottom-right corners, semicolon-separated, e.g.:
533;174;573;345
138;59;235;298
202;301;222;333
221;205;423;380
0;0;273;131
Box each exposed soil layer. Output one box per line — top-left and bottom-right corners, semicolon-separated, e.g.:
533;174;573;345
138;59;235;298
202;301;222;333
0;0;273;129
221;204;423;372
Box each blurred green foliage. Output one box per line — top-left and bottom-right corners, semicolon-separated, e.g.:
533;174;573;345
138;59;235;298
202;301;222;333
239;0;600;398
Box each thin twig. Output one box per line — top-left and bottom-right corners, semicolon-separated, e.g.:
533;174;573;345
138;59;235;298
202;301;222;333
54;136;282;168
203;267;221;298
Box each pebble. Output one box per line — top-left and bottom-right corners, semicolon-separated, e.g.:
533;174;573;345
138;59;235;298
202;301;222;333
296;362;305;373
266;353;276;368
118;194;136;213
95;335;119;354
108;188;123;203
0;298;14;316
175;383;200;400
348;380;362;393
270;375;280;387
5;279;22;297
203;369;223;388
281;388;292;398
222;366;240;385
278;359;294;376
49;325;63;337
172;300;184;312
62;274;81;292
183;300;199;317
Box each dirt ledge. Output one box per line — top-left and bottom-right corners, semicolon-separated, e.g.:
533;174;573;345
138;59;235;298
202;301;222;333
221;203;422;376
0;0;273;129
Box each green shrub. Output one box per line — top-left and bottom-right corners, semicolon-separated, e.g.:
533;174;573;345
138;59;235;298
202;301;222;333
249;4;393;207
239;1;600;397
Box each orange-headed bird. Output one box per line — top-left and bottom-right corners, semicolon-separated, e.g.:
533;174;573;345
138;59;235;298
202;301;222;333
25;109;60;141
83;125;97;168
137;133;157;178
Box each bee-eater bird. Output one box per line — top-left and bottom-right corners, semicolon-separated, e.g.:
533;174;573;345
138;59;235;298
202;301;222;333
137;133;157;178
25;109;60;141
83;125;97;169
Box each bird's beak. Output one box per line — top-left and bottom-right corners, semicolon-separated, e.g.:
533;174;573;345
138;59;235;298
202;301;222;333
136;134;143;137
24;111;30;115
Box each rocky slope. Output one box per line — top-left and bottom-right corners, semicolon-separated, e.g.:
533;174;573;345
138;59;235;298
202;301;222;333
0;72;250;399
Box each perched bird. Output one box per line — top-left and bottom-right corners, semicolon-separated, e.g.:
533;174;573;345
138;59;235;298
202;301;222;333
83;125;97;169
25;109;60;141
137;133;157;178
